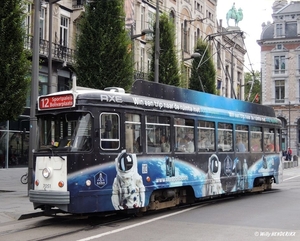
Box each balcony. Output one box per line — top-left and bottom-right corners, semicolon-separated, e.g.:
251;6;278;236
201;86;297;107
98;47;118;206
134;71;149;81
72;0;85;9
24;35;75;64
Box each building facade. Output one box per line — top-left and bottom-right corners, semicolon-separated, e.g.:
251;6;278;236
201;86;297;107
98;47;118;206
0;0;246;168
258;0;300;155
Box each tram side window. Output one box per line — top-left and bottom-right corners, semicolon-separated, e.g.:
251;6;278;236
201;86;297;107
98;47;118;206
218;123;233;152
100;113;120;150
125;114;141;153
264;128;275;152
146;115;170;153
250;126;262;152
197;121;215;152
235;124;249;152
175;118;195;153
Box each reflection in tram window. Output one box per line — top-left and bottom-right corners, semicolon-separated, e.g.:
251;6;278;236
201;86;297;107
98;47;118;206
218;123;233;152
146;116;170;153
250;126;262;152
125;114;141;153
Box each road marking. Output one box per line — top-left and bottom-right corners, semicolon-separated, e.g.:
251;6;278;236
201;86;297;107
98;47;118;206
77;206;200;241
283;174;300;181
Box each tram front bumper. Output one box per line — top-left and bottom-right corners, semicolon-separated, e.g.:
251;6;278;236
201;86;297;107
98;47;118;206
29;190;70;204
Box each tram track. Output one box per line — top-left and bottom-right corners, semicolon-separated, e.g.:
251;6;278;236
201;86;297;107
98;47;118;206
0;211;132;241
0;190;277;241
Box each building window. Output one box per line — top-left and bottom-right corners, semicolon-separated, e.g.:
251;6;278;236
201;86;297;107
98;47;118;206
147;11;154;31
299;79;300;102
60;16;69;46
183;21;188;52
39;74;48;96
276;23;283;37
24;3;31;36
147;55;151;73
141;7;145;32
24;4;32;50
169;11;175;24
298;55;300;74
40;8;45;40
275;80;285;103
140;47;144;72
274;56;286;74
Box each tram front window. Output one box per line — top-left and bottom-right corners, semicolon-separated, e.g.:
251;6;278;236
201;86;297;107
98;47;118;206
37;112;92;152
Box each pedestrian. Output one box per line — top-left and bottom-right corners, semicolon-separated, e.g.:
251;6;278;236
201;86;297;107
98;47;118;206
287;147;292;161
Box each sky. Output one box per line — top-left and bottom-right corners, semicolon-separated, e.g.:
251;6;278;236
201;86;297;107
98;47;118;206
216;0;276;72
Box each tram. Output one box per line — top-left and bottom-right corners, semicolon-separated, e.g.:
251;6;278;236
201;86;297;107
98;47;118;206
29;79;283;214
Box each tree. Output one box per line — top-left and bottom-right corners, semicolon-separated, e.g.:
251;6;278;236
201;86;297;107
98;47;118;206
244;71;261;103
149;13;180;86
189;39;216;94
75;0;133;91
0;0;31;122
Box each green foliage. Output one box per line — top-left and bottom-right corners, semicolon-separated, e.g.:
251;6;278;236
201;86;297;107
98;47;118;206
149;13;180;86
189;39;216;94
244;71;261;103
0;0;31;122
75;0;133;91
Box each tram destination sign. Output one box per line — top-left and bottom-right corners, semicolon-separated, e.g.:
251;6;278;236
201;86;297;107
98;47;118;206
38;94;74;110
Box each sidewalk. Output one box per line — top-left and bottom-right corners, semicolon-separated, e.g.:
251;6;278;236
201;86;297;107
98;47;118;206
0;168;39;224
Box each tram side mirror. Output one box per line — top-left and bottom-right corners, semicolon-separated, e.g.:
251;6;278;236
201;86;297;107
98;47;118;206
105;120;112;132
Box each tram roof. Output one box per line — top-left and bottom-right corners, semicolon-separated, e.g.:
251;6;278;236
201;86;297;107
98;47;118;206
131;80;274;117
38;80;281;126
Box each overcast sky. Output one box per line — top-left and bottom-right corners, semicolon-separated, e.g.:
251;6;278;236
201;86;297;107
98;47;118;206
216;0;276;72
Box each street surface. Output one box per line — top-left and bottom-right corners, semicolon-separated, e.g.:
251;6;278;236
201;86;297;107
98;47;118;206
0;167;299;241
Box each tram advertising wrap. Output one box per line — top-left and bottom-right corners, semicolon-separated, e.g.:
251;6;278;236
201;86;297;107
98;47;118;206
29;79;283;215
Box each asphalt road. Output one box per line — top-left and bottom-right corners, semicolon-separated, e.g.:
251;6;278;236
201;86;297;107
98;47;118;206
1;167;299;241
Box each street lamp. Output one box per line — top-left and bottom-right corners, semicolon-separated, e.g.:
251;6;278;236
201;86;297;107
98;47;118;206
183;52;201;61
183;52;203;91
131;27;153;40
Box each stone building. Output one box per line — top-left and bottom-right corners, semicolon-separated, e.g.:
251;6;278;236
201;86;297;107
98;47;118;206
258;0;300;155
0;0;246;168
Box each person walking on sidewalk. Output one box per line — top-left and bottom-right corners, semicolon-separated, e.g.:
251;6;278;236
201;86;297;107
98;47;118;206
287;147;292;161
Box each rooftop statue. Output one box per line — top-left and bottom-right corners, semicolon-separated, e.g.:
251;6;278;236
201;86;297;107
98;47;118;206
226;3;243;27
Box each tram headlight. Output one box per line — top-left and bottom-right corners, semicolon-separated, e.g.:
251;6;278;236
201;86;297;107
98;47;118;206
86;179;92;186
42;167;52;179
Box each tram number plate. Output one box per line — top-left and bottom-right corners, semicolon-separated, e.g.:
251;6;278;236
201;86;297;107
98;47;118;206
43;184;51;189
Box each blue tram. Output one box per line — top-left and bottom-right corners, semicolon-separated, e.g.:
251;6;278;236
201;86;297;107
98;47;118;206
29;79;283;214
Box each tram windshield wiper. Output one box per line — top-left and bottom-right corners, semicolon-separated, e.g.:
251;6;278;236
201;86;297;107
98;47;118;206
48;148;65;160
